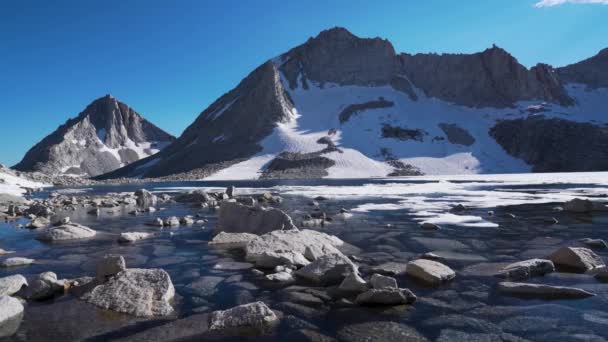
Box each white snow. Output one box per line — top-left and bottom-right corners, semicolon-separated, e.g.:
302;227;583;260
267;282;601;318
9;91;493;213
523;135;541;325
0;170;49;197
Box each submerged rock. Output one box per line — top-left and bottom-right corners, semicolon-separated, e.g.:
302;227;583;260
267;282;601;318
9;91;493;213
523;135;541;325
355;287;417;306
406;259;455;285
209;301;278;332
82;268;175;317
36;223;96;241
216;201;297;235
563;198;593;213
0;275;28;296
498;259;555;280
118;232;154;243
0;257;34;268
337;321;427;342
295;253;357;284
497;281;595;299
548;246;605;272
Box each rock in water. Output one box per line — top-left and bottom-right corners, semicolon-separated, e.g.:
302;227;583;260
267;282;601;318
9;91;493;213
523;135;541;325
406;259;455;285
209;301;278;332
370;273;398;289
20;272;66;300
118;232;154;243
548;246;605;272
0;257;34;268
338;321;427;342
82;268;175;317
339;273;369;293
96;255;126;281
355;288;417;306
135;189;157;208
498;259;555;280
0;296;24;338
295;253;357;284
36;223;96;241
564;198;594;213
12;94;175;177
0;275;28;296
26;216;50;229
497;282;595;299
209;232;258;249
216;201;297;235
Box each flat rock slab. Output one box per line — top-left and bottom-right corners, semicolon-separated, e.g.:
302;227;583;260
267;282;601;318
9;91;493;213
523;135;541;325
548;246;605;272
0;275;28;296
209;232;258;249
37;223;96;241
119;232;154;243
498;281;595;299
0;257;34;268
406;259;455;285
82;268;175;317
209;301;278;332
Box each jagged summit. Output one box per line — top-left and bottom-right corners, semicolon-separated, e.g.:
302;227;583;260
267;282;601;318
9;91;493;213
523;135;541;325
14;95;175;177
557;46;608;89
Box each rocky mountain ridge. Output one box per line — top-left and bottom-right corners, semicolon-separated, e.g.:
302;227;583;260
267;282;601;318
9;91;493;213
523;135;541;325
14;95;175;177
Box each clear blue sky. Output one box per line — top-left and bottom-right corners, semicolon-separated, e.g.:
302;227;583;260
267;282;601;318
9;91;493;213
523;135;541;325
1;0;606;166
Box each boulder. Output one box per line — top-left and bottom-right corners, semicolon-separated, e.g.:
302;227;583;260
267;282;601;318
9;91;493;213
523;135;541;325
209;301;278;332
295;253;357;284
548;246;605;272
266;271;295;283
216;201;297;235
96;255;126;281
0;275;28;296
498;259;555;280
355;288;417;306
370;273;397;289
19;272;66;300
563;198;593;213
147;218;164;227
36;223;96;241
0;257;34;268
174;190;212;203
370;262;408;276
256;251;310;269
0;296;24;338
180;216;194;225
26;216;50;229
245;229;344;267
339;273;369;293
406;259;455;285
497;281;595;299
135;189;157;208
164;216;180;227
82;268;175;317
209;232;258;249
118;232;154;243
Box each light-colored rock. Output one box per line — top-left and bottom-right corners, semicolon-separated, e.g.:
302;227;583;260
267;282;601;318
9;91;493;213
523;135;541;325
26;216;50;229
135;189;157;208
216;201;297;235
563;198;593;213
180;216;194;225
36;223;96;241
266;271;295;283
548;246;605;272
0;249;15;256
147;218;164;227
245;229;344;267
82;268;175;317
209;232;258;249
209;301;278;331
256;251;310;269
118;232;154;243
406;259;455;285
21;272;66;300
339;273;368;293
295;253;357;284
498;258;555;280
163;216;180;227
0;275;28;296
370;273;397;289
0;257;34;268
0;296;24;337
355;287;417;306
96;255;126;281
497;281;595;299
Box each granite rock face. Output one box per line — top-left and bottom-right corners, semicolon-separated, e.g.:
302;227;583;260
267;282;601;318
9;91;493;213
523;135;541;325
13;95;174;177
557;48;608;89
490;117;608;172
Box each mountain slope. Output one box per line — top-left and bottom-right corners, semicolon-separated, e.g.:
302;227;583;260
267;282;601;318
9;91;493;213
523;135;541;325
14;95;175;177
99;28;608;180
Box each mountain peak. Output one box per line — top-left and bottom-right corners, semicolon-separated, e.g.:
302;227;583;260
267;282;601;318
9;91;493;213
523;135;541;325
313;27;357;41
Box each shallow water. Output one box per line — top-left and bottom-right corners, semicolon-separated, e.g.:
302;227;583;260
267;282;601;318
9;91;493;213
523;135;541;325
2;176;608;341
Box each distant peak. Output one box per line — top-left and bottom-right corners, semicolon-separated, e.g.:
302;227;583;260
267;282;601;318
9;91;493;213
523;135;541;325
313;27;357;41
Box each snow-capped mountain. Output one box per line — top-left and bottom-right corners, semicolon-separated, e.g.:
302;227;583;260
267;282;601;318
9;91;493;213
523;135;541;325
101;27;608;180
14;95;175;177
